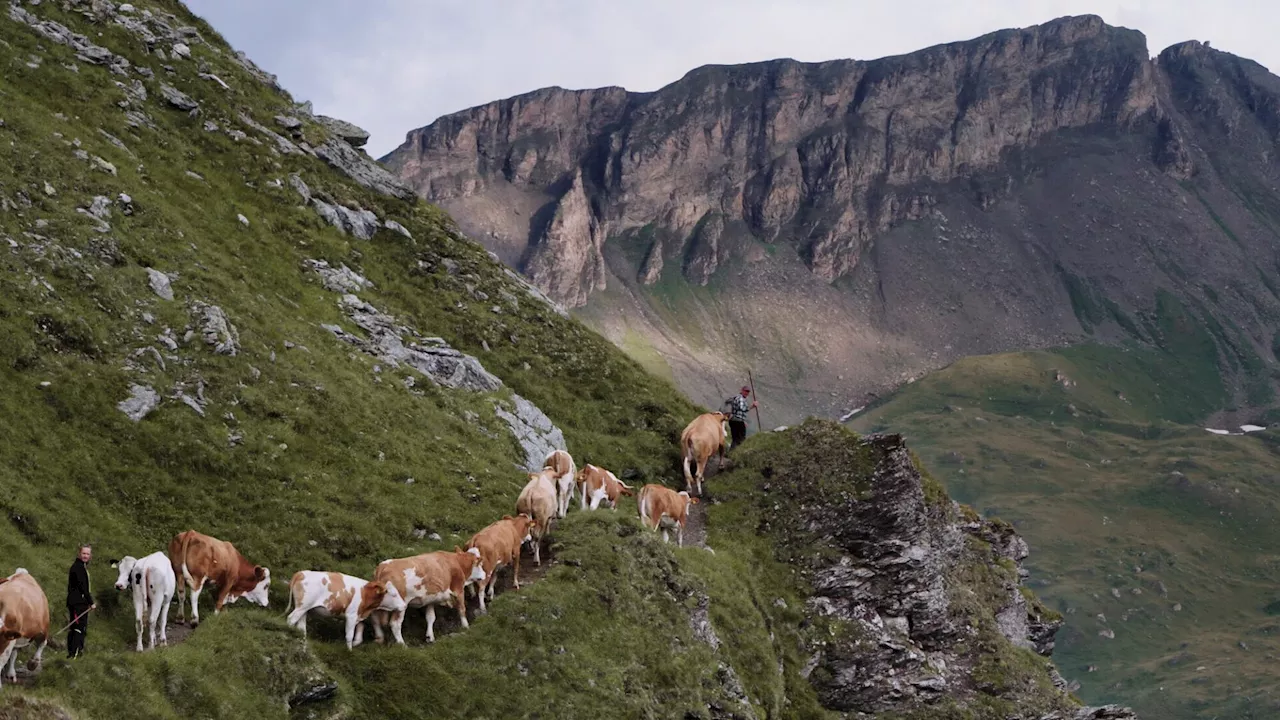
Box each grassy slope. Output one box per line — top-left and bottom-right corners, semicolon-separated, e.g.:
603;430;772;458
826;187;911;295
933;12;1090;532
853;343;1280;720
0;3;752;717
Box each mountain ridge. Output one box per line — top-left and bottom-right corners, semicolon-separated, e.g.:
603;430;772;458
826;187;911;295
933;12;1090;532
384;14;1280;426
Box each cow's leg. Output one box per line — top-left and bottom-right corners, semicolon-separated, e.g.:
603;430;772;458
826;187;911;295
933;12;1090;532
148;596;164;650
590;492;603;511
370;610;386;645
159;594;172;646
390;609;407;646
134;597;147;652
424;605;437;644
677;524;685;547
682;455;694;493
4;642;17;681
579;484;587;511
27;637;45;673
455;586;469;629
286;603;310;633
188;578;205;627
662;527;670;543
512;550;522;591
175;578;187;624
0;639;13;688
344;614;357;650
353;619;365;648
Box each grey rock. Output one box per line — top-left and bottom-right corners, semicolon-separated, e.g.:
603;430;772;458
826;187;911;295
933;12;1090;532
92;156;117;176
159;84;197;111
311;199;378;239
237;213;250;227
428;532;442;542
237;112;301;155
288;173;311;204
84;195;112;221
199;72;229;90
171;42;190;59
312;200;342;230
494;394;567;472
274;115;302;131
185;170;205;182
304;259;372;293
502;268;570;318
146;268;173;300
117;384;159;422
316;115;370;148
325;294;502;393
313;137;415;200
42;182;56;196
230;50;281;90
192;303;239;356
384;220;413;239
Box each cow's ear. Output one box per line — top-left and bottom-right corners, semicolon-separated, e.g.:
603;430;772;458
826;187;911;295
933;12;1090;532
108;559;119;568
454;546;463;553
253;566;266;581
503;515;512;520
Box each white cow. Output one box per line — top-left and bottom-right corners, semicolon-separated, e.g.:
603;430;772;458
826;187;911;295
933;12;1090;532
111;552;176;652
284;571;407;650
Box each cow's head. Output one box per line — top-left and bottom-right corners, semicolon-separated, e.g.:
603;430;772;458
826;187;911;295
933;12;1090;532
227;566;271;607
111;556;138;591
460;546;486;584
357;580;405;620
677;491;699;507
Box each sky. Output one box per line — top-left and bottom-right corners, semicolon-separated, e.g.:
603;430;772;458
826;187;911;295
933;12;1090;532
183;1;1279;159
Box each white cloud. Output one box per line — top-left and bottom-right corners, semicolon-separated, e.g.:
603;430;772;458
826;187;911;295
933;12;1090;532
185;1;1280;158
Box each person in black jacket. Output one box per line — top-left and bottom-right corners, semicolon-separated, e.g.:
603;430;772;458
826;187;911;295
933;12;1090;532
65;544;95;659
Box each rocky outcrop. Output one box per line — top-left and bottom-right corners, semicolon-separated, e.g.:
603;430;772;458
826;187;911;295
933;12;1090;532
524;169;607;308
744;421;1114;717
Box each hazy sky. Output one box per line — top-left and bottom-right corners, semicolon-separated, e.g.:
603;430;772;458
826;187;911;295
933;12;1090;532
184;1;1277;158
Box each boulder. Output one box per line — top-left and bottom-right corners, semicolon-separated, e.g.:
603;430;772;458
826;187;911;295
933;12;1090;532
316;115;370;148
117;384;159;422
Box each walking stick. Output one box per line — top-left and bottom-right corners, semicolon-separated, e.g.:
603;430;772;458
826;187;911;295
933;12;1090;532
54;606;93;636
748;369;763;432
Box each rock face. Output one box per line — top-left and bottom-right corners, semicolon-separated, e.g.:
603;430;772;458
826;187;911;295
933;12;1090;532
743;421;1119;717
386;15;1280;423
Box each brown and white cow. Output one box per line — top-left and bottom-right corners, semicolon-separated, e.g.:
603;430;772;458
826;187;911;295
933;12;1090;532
638;484;698;547
167;530;270;626
543;449;577;518
0;569;48;688
576;464;633;511
369;548;486;645
516;470;558;566
285;571;407;649
464;513;534;613
680;411;729;496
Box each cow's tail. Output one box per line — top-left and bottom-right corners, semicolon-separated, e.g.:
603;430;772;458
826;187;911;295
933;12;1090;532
283;578;295;616
681;435;695;487
617;478;634;497
174;530;196;590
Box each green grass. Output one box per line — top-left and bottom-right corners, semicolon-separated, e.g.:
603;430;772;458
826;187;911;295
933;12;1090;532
853;342;1280;720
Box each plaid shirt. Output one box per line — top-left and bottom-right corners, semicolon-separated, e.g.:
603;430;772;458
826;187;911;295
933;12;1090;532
726;394;750;422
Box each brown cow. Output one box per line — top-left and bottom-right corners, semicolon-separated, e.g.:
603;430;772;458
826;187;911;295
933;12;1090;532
464;514;534;613
167;530;270;627
369;548;486;645
680;411;729;496
0;569;48;688
543;449;577;518
284;570;407;649
516;470;558;566
575;464;633;511
638;484;698;546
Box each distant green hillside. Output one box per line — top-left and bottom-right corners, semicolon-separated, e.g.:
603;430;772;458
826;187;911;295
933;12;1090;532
854;342;1280;720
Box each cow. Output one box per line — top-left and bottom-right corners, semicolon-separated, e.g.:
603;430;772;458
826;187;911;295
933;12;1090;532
110;552;176;652
464;514;534;614
369;548;486;645
0;569;48;688
284;571;407;650
167;530;270;627
638;484;698;546
576;464;633;511
516;470;558;566
680;411;729;496
543;449;577;518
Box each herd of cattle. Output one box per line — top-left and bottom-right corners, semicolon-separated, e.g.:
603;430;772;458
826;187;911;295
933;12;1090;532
0;411;731;687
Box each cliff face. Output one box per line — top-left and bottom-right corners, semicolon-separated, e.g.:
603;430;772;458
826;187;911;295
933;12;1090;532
385;15;1280;424
718;421;1138;719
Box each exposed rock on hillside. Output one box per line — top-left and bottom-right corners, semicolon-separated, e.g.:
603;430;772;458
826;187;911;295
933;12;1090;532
728;421;1136;718
387;14;1280;424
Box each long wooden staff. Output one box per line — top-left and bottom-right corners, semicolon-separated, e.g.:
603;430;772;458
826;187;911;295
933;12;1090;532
748;369;762;431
